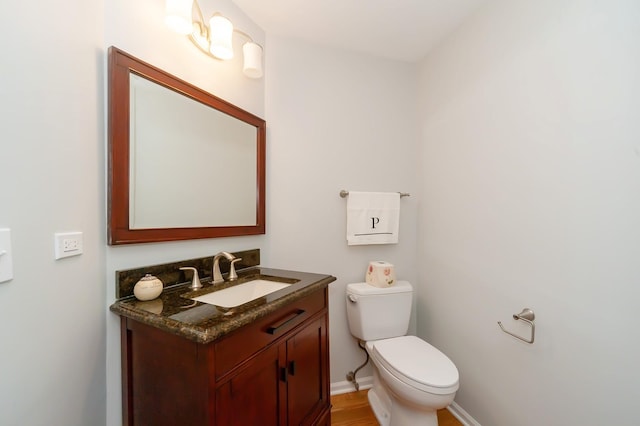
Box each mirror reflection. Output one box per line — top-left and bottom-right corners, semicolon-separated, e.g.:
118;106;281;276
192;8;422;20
129;74;257;229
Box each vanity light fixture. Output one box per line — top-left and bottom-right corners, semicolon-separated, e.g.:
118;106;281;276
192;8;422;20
164;0;263;79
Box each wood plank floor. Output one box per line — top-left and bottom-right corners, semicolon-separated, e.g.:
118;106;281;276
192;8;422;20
331;390;462;426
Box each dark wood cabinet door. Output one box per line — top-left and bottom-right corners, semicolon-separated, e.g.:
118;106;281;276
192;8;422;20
215;344;283;426
285;316;329;426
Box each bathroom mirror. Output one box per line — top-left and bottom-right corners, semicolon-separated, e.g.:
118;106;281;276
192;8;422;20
108;47;265;245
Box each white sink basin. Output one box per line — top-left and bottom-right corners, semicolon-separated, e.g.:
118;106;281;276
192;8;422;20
192;279;292;308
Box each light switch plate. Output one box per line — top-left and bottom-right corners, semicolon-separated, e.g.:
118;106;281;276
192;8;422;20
0;228;13;283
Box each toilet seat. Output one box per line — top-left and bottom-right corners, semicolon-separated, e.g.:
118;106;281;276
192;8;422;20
368;336;459;395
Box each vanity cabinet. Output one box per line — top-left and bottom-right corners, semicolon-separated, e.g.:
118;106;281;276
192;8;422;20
215;315;328;425
119;286;330;426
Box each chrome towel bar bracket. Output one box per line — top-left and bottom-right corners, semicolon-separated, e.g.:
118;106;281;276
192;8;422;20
498;308;535;344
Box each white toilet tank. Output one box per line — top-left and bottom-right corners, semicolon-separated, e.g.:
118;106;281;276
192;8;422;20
346;281;413;341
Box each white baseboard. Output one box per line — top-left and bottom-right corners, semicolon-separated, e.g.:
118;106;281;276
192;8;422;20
330;376;374;395
448;401;482;426
331;378;481;426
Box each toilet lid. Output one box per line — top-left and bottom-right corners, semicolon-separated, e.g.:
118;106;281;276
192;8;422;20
371;336;459;394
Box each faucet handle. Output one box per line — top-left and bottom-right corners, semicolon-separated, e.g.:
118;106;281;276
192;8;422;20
228;258;242;281
180;267;202;290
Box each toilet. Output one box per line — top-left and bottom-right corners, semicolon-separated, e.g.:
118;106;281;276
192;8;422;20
346;281;459;426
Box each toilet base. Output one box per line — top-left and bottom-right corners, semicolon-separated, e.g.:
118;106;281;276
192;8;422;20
368;368;440;426
368;387;391;426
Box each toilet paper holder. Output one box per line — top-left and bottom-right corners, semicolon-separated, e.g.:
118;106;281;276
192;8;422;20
498;308;535;344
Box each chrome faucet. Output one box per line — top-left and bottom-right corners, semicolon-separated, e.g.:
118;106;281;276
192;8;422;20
212;251;236;284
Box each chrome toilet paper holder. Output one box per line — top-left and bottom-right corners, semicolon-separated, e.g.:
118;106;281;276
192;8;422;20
498;308;535;344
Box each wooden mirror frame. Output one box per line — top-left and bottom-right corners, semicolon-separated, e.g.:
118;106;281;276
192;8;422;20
107;47;266;245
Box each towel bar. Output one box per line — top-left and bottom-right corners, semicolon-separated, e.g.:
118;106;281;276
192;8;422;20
498;308;535;344
340;189;410;198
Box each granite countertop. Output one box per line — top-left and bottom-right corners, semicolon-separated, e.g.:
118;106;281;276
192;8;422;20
110;267;336;344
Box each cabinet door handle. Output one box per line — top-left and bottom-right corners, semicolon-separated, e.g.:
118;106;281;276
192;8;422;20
266;309;305;335
280;366;288;383
289;361;296;376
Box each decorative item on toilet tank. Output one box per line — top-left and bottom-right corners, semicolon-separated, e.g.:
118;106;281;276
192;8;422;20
365;261;395;287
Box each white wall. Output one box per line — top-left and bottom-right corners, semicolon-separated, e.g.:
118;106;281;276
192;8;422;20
103;1;266;424
417;0;640;424
263;35;419;387
0;0;106;425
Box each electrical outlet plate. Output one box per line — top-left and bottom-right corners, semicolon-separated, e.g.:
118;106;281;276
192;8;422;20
54;232;83;260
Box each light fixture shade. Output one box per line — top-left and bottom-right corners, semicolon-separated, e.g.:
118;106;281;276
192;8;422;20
242;42;263;78
209;15;234;60
165;0;194;35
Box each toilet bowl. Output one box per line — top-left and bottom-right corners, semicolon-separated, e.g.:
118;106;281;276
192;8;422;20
366;336;458;426
345;281;459;426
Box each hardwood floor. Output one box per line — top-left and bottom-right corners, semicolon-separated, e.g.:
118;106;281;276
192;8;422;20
331;390;462;426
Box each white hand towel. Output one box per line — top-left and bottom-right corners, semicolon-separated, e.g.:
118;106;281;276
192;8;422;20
346;192;400;245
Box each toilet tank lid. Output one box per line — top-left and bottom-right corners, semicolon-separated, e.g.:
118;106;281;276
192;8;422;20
346;281;412;295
